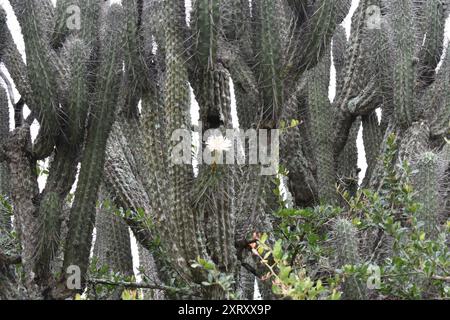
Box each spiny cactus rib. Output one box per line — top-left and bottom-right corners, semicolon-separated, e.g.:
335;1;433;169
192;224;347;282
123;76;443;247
413;152;442;238
138;244;166;300
60;37;91;146
93;187;134;277
308;49;337;203
429;46;450;138
290;0;351;75
3;126;40;288
164;0;203;266
224;48;259;129
0;85;9;196
336;0;380;112
103;121;163;257
362;111;383;185
52;0;75;49
139;0;155;65
14;0;64;138
398;122;431;162
389;0;417;127
63;4;124;283
123;0;149;115
416;0;445;87
193;65;236;273
279;78;318;206
254;0;284;123
39;0;56;39
104;123;151;217
35;144;79;282
337;117;361;196
34;192;62;281
194;166;236;273
0;23;35;114
332;218;367;300
220;0;251;47
80;0;104;50
142;0;165;51
91;186;134;300
8;0;54;37
193;0;220;70
0;8;6;52
332;25;348;98
141;92;171;220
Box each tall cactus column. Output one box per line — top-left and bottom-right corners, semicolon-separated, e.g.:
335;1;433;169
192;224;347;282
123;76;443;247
0;85;9;198
332;218;367;299
163;0;203;271
390;0;417;128
3;126;40;290
308;50;337;203
413;152;443;239
63;5;125;288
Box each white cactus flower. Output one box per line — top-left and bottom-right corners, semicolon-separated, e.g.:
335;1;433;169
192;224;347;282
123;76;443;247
206;135;232;153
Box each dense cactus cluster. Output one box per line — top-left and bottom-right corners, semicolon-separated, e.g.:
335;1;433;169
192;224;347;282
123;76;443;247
0;0;449;300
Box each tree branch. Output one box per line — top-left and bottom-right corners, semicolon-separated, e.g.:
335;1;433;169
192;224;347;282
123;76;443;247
87;278;201;297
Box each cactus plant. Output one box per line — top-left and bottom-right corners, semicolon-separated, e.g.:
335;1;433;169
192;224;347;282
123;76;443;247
0;0;449;300
332;218;367;300
413;152;444;238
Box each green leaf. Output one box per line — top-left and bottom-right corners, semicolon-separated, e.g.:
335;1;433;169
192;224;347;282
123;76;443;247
260;233;268;244
273;240;283;261
279;265;292;282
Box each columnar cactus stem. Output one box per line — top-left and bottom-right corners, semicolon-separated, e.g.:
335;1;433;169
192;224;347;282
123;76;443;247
0;85;9;197
428;43;450;138
104;124;147;211
308;49;337;203
123;0;149;116
0;23;34;112
63;4;125;284
389;0;417;127
93;186;134;277
3;126;40;289
332;218;366;300
1;0;449;300
60;38;91;147
362;111;383;185
195;166;236;273
193;0;220;70
416;0;446;87
291;0;351;75
413;152;442;238
193;65;237;273
332;25;348;98
220;0;252;60
13;0;63;137
163;0;205;272
335;0;375;110
337;118;361;196
35;145;78;282
52;0;74;49
254;0;283;123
